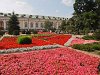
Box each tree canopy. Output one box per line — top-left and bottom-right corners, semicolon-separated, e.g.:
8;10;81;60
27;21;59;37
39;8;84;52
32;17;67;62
66;0;100;34
7;12;20;35
44;20;53;31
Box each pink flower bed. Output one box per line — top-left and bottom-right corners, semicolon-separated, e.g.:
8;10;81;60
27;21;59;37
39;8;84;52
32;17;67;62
70;38;97;46
0;48;99;75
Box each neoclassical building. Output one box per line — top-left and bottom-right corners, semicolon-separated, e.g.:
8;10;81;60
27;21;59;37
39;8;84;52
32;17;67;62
0;12;68;31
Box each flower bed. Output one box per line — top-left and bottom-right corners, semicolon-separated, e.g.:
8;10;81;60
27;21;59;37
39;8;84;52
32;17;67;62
47;35;72;45
37;35;72;45
0;47;99;75
0;37;54;50
0;34;72;50
70;38;97;46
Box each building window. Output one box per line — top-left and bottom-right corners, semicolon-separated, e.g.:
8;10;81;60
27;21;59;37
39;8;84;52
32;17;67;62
30;22;33;27
25;22;27;27
36;23;38;27
41;23;44;28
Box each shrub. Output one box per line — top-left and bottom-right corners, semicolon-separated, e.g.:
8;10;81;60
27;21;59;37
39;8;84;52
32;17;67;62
21;30;26;34
82;35;96;40
26;31;31;34
82;30;100;41
0;31;5;36
18;36;32;44
72;42;100;52
13;30;19;35
30;29;38;34
94;30;100;40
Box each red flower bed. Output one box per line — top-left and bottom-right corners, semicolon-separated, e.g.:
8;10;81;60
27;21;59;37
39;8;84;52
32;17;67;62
46;35;72;45
0;34;72;50
0;37;53;50
0;48;99;75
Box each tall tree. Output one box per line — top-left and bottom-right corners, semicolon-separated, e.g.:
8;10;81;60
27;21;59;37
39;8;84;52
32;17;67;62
59;20;67;33
74;0;97;15
8;12;20;35
73;0;99;34
44;20;53;31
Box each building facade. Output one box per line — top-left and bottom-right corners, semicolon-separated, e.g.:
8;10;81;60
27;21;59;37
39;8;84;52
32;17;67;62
0;13;68;31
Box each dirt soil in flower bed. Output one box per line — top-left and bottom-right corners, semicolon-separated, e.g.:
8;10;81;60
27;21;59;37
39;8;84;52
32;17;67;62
0;47;100;75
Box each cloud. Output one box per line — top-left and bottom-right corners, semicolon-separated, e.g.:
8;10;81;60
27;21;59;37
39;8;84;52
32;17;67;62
0;0;39;15
62;0;74;6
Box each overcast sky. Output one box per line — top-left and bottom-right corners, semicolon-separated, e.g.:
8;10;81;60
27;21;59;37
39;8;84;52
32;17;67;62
0;0;75;18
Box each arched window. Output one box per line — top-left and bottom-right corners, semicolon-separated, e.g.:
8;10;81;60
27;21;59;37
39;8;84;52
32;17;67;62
41;23;44;28
0;21;4;30
30;22;33;27
36;23;38;27
25;22;27;27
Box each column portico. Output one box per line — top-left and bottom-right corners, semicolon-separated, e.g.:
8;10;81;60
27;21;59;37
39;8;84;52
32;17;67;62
3;20;6;30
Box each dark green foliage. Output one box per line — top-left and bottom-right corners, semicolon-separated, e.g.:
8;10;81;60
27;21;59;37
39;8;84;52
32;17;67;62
94;30;100;40
7;12;20;35
18;36;32;44
67;0;100;34
0;31;5;36
60;20;67;33
82;35;96;40
25;31;31;34
13;30;19;35
44;20;53;31
21;30;26;34
72;42;100;52
82;30;100;40
30;29;38;34
74;0;97;14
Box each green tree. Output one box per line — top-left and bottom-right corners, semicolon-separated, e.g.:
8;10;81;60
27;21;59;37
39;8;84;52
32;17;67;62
59;20;67;33
74;0;97;15
7;12;20;35
44;20;53;31
82;11;99;31
73;0;99;34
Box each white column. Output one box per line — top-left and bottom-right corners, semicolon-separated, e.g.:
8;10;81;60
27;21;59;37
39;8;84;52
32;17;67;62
34;22;36;29
23;21;25;29
3;20;6;30
57;23;59;29
39;22;41;29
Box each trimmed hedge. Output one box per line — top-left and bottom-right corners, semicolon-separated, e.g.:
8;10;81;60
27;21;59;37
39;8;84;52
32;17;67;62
82;35;96;40
18;36;32;44
72;42;100;52
82;30;100;40
0;31;5;36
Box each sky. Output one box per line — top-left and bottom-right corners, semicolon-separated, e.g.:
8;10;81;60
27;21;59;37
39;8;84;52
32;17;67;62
0;0;75;18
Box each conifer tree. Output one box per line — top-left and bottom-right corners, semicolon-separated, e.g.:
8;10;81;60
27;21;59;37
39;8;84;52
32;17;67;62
8;12;20;35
